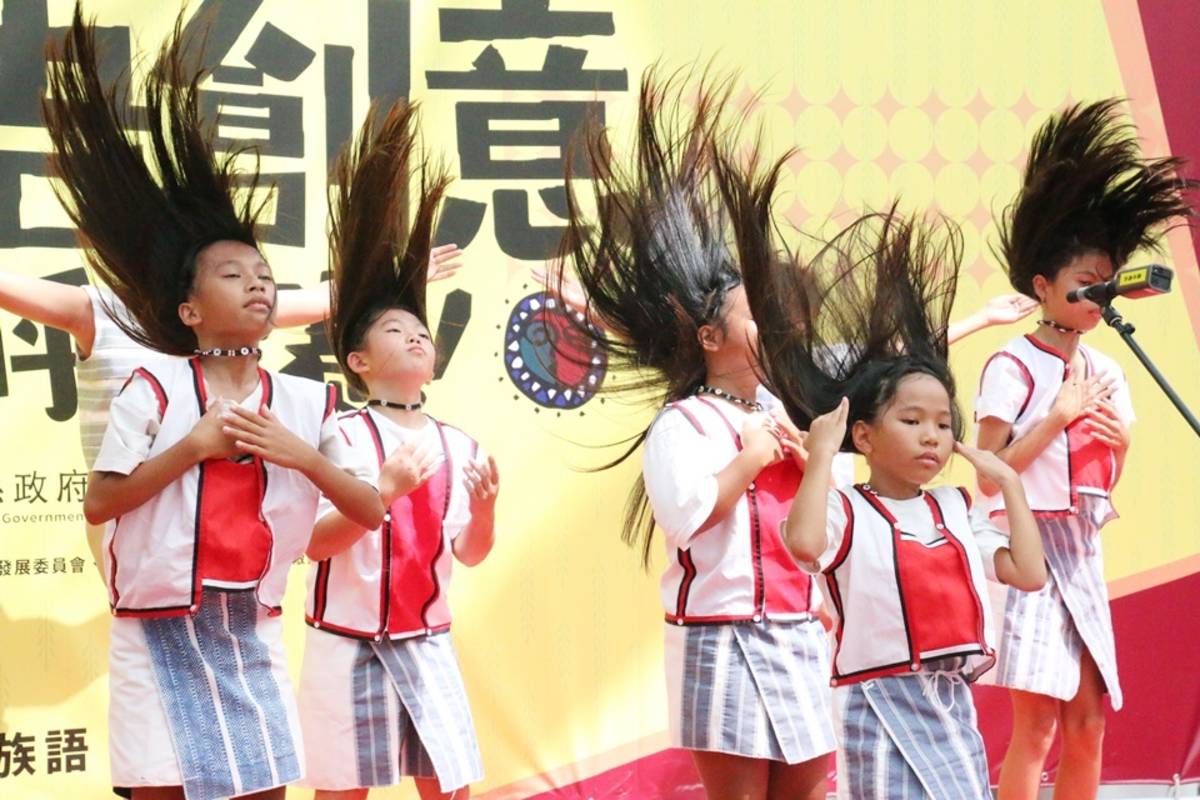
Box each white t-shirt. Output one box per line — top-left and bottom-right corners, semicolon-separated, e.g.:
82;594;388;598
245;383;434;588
77;285;170;468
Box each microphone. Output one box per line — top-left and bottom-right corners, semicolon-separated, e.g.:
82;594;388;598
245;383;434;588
1067;264;1174;304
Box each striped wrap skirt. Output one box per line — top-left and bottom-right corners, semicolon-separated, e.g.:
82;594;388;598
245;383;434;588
664;617;837;763
989;495;1122;709
109;589;304;800
298;627;483;793
835;662;991;799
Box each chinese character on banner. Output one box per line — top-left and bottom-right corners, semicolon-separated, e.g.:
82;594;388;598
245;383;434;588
58;470;88;503
52;557;67;574
69;557;86;574
425;0;627;259
424;1;623;409
14;560;30;576
0;561;10;577
0;731;37;777
46;728;88;774
33;558;48;575
13;472;47;504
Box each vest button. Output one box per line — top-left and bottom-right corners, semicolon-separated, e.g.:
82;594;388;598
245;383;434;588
910;662;919;671
313;622;321;629
189;604;198;613
374;635;382;642
384;512;392;522
752;614;762;623
936;523;945;530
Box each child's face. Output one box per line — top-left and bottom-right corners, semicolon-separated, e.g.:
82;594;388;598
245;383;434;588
853;372;955;490
180;240;276;341
1034;251;1115;332
351;308;436;390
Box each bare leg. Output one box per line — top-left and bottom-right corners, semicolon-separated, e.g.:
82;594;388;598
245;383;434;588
691;750;770;800
237;788;287;800
314;790;369;800
997;689;1059;800
1052;649;1106;800
766;753;829;800
414;777;470;799
131;788;185;800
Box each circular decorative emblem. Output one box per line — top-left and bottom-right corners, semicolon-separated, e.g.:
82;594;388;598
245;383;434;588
503;292;606;409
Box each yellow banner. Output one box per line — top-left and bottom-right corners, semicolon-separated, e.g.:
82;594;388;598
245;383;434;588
1;2;1197;798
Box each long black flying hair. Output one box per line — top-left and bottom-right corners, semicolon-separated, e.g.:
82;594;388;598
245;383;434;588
998;98;1196;297
327;100;451;397
43;3;268;356
724;155;966;450
554;68;747;565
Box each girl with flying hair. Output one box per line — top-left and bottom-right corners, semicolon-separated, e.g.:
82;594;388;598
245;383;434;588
727;175;1045;796
978;100;1194;799
554;69;837;800
45;6;384;799
297;100;497;800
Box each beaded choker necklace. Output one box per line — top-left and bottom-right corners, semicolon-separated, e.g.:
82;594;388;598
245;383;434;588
194;346;262;358
695;384;763;412
1037;319;1081;335
367;398;423;411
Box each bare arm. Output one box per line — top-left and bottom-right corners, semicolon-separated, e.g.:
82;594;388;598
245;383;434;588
0;273;95;354
695;415;780;534
946;294;1038;346
306;438;441;561
82;401;236;524
452;455;498;566
274;282;330;328
781;398;847;563
223;405;384;530
953;442;1046;591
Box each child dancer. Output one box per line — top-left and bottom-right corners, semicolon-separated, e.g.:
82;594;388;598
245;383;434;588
736;200;1047;797
556;71;836;800
0;234;459;574
297;101;497;800
46;8;384;799
979;100;1193;799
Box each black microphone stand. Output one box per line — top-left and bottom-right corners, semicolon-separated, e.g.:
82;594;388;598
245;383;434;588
1101;302;1200;438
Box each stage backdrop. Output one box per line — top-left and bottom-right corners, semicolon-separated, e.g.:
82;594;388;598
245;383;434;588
1;2;1198;798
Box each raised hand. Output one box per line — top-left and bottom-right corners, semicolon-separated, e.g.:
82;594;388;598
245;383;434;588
532;262;588;315
464;455;499;512
1051;373;1114;426
772;409;810;468
222;405;317;470
954;441;1019;488
427;243;464;283
741;412;784;466
379;437;442;504
984;293;1039;325
1084;400;1130;452
806;397;849;460
188;398;241;461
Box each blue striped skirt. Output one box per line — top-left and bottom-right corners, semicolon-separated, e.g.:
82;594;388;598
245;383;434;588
111;589;303;800
664;618;837;763
836;663;991;799
298;627;483;793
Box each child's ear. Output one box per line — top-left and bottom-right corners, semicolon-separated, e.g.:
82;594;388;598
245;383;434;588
1030;274;1050;304
346;350;369;378
178;300;201;328
850;419;872;455
697;323;723;353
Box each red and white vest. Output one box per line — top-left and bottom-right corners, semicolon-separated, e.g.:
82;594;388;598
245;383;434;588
655;396;815;625
306;410;475;641
976;334;1129;520
103;358;338;618
818;484;996;686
